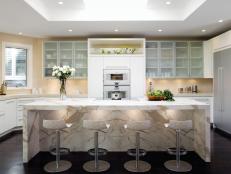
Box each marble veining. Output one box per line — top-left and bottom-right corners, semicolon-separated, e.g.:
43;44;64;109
23;99;210;163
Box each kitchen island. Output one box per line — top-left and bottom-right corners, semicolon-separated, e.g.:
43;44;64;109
23;98;210;163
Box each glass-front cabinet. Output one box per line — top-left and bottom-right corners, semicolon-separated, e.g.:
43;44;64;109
146;41;203;78
175;42;189;77
74;41;88;78
44;41;58;77
43;41;88;79
159;42;174;77
189;42;203;77
146;42;158;77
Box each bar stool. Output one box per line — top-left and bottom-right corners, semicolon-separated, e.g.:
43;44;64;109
164;120;193;172
43;119;72;173
124;120;152;173
83;120;110;172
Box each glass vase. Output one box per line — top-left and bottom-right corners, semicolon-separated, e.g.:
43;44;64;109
60;79;67;100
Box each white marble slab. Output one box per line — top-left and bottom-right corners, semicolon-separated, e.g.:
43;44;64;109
23;98;209;111
22;98;210;164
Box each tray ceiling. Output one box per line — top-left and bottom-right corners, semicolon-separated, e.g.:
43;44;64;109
23;0;207;21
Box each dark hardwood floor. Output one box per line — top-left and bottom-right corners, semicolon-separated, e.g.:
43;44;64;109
0;129;230;174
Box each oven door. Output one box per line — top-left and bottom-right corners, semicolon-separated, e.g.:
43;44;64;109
103;69;130;86
103;85;130;100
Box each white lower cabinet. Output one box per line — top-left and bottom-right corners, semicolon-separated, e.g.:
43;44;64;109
0;100;17;134
0;101;6;134
5;100;17;131
0;98;37;135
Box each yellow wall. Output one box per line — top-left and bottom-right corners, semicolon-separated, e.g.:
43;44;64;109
147;78;213;94
0;32;87;95
0;32;212;95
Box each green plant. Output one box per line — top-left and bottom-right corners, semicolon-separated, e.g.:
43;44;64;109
147;90;163;97
147;89;174;101
163;89;175;101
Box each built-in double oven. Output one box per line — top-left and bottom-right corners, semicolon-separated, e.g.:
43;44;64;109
103;69;130;100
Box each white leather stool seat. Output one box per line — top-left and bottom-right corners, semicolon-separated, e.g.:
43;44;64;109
167;120;192;130
43;120;68;130
83;120;108;130
126;120;151;131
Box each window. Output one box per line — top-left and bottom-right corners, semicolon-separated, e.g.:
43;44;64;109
5;47;27;87
2;42;32;88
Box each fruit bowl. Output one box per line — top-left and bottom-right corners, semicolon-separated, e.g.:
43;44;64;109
147;96;165;101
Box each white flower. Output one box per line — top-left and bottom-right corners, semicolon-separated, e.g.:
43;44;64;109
58;72;61;77
53;66;57;70
52;72;56;76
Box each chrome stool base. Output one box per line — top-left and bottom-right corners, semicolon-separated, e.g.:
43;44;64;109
44;160;72;173
124;160;151;173
164;160;192;172
83;160;110;172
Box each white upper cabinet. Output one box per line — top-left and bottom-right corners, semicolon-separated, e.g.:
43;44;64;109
43;41;58;77
212;30;231;52
43;41;88;79
189;41;204;77
146;41;204;78
175;42;189;77
203;29;231;78
203;40;213;78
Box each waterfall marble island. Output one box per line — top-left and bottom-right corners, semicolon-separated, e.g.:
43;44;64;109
22;98;210;163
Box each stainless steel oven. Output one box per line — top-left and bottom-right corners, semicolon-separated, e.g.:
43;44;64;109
103;69;130;86
103;69;130;100
103;85;130;100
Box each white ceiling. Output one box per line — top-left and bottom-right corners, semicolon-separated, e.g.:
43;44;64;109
0;0;231;38
23;0;206;21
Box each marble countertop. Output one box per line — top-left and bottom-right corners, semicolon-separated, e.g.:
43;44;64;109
174;93;213;97
23;98;209;111
0;94;87;101
0;93;213;101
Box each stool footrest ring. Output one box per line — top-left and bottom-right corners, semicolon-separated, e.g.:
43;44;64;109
88;148;108;156
167;147;187;156
49;147;70;156
127;148;147;157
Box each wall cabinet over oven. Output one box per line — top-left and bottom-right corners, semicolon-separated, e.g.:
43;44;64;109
43;41;88;79
146;41;204;78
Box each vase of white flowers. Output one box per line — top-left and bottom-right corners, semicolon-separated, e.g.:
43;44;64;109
52;66;75;100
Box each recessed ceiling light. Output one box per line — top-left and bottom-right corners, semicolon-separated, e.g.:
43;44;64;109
114;29;119;32
165;1;171;5
201;29;206;32
68;29;73;32
158;29;163;32
218;19;223;23
58;1;63;5
18;32;23;35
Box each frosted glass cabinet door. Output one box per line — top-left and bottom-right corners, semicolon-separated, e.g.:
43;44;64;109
74;41;88;78
59;41;73;67
189;42;203;77
160;42;174;77
175;42;189;77
44;41;58;77
146;41;159;77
